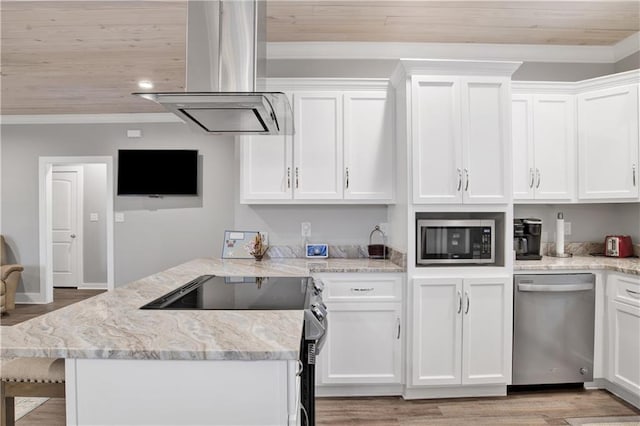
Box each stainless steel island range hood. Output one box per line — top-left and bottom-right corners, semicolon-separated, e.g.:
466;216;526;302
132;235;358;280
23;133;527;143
134;0;291;136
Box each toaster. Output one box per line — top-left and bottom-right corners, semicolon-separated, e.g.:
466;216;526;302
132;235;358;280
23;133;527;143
604;235;634;258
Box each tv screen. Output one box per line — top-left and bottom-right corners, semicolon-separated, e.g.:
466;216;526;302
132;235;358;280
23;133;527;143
117;149;198;196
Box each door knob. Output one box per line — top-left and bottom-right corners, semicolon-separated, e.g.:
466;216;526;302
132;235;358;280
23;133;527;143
70;234;76;238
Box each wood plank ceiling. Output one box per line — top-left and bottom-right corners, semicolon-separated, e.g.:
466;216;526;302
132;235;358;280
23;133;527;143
1;1;638;115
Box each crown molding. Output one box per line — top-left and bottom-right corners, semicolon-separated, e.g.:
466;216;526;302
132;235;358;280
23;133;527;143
614;33;640;62
512;69;640;94
0;113;182;125
268;36;640;64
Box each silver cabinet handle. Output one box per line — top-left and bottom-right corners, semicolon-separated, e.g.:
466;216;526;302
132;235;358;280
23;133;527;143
536;168;541;189
626;289;640;298
456;168;462;191
70;234;76;238
345;167;350;189
396;317;401;340
457;291;462;314
633;164;637;187
529;168;534;188
295;167;299;189
287;167;291;189
351;287;374;292
464;169;469;191
464;291;470;314
296;360;304;376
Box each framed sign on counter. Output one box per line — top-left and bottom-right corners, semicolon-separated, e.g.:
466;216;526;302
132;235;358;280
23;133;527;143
221;230;260;259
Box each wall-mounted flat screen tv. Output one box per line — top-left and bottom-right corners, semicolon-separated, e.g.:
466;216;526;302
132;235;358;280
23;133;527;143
117;149;198;196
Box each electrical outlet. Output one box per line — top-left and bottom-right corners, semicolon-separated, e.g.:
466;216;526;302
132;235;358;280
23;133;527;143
301;222;311;238
89;213;99;222
115;212;125;223
564;222;572;235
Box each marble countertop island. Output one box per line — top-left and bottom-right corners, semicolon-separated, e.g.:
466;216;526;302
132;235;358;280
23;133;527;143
0;257;403;361
515;255;640;275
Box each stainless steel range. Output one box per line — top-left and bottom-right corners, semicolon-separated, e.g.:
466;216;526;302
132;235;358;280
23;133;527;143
141;275;327;426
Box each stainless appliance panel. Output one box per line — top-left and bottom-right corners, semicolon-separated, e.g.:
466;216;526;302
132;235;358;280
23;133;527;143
417;219;495;265
513;274;595;385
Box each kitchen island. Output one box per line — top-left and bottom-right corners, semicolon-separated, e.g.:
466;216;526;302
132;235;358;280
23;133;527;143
0;257;403;425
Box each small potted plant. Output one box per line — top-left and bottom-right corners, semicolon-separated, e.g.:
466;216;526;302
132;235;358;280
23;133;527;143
247;233;268;261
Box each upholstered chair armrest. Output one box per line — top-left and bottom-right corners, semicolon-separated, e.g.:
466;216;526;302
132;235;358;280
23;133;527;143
1;264;24;281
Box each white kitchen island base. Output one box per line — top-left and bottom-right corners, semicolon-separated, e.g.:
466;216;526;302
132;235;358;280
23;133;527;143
65;358;300;426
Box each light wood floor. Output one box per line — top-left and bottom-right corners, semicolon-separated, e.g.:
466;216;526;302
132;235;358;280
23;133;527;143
6;289;640;425
0;288;105;326
14;389;640;425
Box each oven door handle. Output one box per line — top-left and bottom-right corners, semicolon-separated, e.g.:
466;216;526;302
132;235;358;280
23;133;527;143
518;283;594;292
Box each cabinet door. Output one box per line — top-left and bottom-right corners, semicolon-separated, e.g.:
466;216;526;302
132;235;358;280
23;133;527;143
610;300;640;395
411;76;462;204
412;278;462;386
512;95;535;200
533;94;576;200
461;78;511;204
343;91;394;201
319;302;402;384
462;277;511;385
578;84;639;200
293;92;343;200
240;135;293;201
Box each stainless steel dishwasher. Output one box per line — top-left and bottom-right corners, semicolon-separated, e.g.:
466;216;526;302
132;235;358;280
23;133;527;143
512;274;595;385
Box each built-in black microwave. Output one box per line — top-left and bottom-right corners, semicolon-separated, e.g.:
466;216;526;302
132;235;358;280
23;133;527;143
417;219;495;265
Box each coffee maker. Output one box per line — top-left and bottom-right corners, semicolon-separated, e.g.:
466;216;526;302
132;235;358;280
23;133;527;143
514;218;543;260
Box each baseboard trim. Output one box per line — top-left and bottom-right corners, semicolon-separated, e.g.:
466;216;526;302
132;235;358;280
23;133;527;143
602;379;640;409
79;282;108;290
14;292;47;304
403;384;507;400
316;384;403;397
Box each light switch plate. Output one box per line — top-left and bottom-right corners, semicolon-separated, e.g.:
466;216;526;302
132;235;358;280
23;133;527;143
115;212;125;223
90;213;99;222
301;222;311;238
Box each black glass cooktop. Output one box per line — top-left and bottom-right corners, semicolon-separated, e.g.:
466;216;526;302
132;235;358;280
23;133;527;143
140;275;310;310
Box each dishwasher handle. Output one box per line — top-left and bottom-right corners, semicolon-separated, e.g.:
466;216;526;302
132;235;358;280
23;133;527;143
518;283;594;292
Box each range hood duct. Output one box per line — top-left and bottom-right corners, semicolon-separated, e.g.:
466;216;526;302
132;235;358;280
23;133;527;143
134;0;292;136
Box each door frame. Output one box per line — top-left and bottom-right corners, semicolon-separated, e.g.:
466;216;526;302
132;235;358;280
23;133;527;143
39;156;115;303
51;165;84;289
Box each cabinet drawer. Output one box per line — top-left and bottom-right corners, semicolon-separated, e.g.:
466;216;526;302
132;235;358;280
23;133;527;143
321;276;402;302
613;275;640;307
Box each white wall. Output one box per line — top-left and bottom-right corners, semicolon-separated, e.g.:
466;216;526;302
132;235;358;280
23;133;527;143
514;203;640;244
1;122;235;293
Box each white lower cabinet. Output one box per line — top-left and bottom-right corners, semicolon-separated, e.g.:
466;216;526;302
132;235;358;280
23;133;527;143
319;302;402;384
412;276;511;387
607;273;640;399
315;274;403;388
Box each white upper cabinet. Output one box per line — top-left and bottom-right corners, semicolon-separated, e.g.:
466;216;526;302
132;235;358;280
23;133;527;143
240;80;395;204
412;77;462;204
411;76;510;204
578;84;639;200
293;92;343;200
240;133;293;201
343;91;394;201
511;92;575;202
461;78;510;204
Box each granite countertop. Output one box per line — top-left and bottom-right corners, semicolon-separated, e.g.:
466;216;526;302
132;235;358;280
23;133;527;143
0;257;403;361
514;255;640;276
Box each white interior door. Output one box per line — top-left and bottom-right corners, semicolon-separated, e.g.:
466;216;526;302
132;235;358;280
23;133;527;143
52;167;82;287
